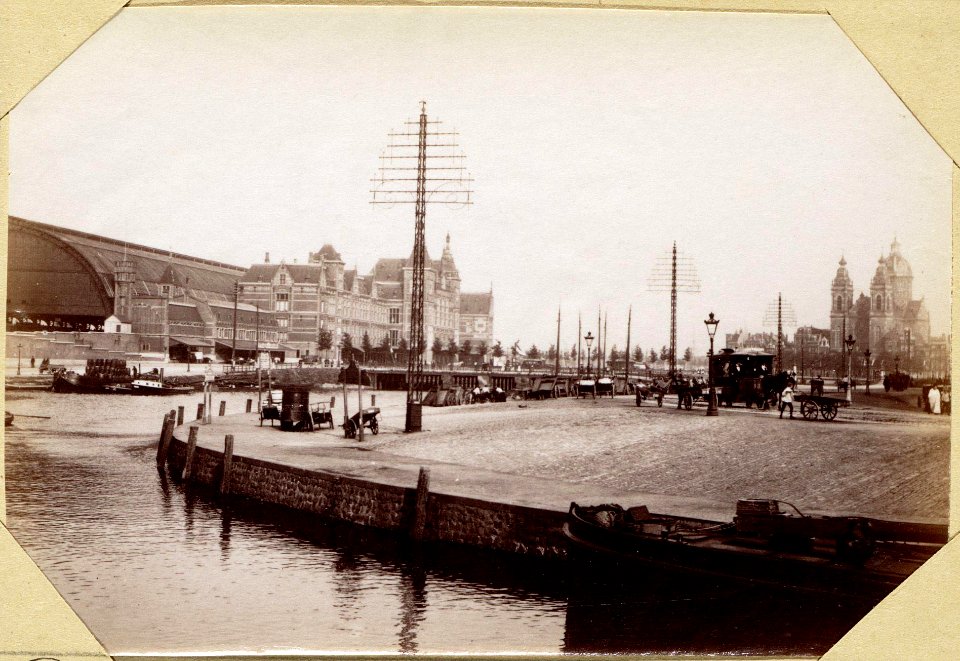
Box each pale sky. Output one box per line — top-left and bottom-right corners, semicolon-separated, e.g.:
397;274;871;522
9;6;952;355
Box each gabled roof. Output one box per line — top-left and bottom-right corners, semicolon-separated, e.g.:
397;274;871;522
242;263;324;284
904;300;927;321
372;258;406;282
310;244;343;262
460;292;493;315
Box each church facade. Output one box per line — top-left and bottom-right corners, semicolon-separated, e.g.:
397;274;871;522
830;239;930;367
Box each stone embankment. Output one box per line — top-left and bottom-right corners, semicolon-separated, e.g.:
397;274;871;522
159;411;572;558
155;391;950;561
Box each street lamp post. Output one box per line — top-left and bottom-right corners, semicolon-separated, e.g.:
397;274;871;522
864;348;871;394
584;332;594;377
844;334;856;403
895;355;900;375
704;312;719;416
17;343;23;376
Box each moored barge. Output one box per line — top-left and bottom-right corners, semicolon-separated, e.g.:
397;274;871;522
563;499;946;600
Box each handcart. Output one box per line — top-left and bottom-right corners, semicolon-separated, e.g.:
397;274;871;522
343;407;380;439
795;393;849;421
310;402;335;429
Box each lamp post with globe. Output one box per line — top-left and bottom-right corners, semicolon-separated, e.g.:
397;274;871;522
844;334;856;403
704;313;719;416
584;332;594;377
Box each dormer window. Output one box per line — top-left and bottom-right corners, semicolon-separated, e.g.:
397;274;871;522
280;274;287;285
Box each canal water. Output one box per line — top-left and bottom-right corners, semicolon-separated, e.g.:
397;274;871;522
4;389;875;655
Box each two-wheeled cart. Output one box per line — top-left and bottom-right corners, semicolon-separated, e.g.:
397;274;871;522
794;393;849;421
343;406;380;439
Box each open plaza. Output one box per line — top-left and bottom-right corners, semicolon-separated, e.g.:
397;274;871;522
160;383;948;523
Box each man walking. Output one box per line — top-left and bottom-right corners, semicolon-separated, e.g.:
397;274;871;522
779;380;795;419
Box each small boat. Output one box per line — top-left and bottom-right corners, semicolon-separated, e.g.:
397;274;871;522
104;378;194;396
52;370;129;394
5;412;13;427
563;499;945;600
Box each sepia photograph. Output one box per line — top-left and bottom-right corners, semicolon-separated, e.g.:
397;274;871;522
2;3;955;656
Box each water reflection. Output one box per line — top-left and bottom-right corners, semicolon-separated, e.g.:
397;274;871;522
397;556;428;653
4;389;881;654
219;507;232;562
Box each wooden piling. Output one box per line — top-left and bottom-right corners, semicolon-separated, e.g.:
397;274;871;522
411;467;431;540
371;394;376;406
196;402;205;421
155;413;174;470
177;406;185;426
219;400;227;417
246;398;252;413
182;426;199;481
221;434;235;496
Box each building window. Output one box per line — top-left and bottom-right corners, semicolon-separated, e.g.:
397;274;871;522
390;307;401;324
280;274;286;285
278;318;288;328
390;329;400;345
275;292;289;311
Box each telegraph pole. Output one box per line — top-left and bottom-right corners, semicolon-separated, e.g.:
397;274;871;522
648;242;701;376
764;293;796;373
624;305;632;382
372;102;472;432
231;281;239;365
554;304;561;376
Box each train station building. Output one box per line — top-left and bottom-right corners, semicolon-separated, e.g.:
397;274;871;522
6;216;494;365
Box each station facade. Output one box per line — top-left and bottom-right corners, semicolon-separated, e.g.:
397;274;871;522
6;216;494;365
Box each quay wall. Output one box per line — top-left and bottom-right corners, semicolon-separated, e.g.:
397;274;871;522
166;437;569;558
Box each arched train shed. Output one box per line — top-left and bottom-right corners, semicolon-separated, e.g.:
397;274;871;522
7;216;246;331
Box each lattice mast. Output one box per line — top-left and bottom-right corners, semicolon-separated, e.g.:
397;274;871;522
371;102;472;431
647;242;701;375
763;292;797;373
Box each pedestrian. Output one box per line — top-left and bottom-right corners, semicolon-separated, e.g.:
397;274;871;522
928;384;942;415
779;380;795;419
30;355;35;368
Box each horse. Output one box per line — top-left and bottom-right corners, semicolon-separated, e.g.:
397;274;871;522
758;371;794;410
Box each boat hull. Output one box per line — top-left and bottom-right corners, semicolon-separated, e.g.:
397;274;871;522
563;503;939;601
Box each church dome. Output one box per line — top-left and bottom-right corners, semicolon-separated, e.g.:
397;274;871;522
884;239;912;278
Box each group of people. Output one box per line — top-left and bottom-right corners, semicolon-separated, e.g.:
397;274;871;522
927;384;949;415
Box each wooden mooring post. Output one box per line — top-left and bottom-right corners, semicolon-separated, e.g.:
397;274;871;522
155;413;174;471
411;467;431;540
196;402;204;421
181;426;199;481
177;406;185;426
246;398;252;413
219;400;227;417
221;434;235;496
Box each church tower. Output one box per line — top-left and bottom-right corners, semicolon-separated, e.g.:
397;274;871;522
829;256;854;349
869;252;894;351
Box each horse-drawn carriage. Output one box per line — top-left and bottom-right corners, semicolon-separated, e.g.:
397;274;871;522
710;349;791;409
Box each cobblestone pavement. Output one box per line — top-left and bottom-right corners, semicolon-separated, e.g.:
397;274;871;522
362;392;949;520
